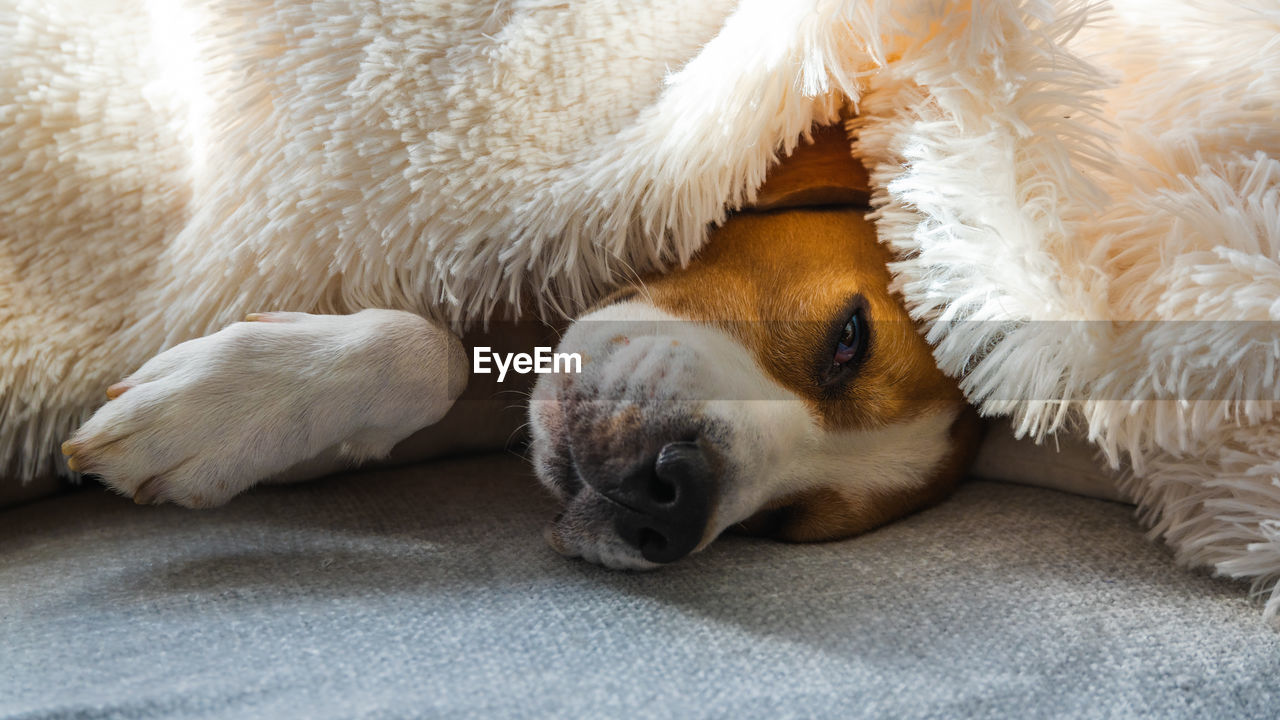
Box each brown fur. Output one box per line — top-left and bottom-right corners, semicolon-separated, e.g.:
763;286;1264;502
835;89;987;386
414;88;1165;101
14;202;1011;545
626;124;980;542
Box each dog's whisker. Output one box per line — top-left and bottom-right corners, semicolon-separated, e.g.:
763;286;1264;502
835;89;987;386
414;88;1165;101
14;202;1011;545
505;421;534;449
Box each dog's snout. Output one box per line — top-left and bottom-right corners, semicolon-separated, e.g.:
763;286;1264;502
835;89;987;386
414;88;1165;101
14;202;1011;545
608;440;715;564
652;441;707;504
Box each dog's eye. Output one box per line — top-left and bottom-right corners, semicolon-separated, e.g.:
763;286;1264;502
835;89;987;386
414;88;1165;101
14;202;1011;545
819;302;869;387
834;314;862;365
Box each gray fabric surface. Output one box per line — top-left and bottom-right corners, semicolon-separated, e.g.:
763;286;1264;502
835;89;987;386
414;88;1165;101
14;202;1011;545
3;454;1278;719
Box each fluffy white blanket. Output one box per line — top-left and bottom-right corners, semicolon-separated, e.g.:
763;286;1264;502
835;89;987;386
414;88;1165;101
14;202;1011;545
3;0;1279;617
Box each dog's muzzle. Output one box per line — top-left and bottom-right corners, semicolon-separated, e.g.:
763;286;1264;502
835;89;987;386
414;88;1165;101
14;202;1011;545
576;438;717;564
536;388;730;568
528;302;754;568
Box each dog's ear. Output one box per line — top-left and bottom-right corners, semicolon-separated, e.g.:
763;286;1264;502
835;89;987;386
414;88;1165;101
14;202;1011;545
747;124;871;212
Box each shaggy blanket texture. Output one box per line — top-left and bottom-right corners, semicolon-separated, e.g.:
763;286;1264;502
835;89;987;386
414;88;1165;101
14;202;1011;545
3;1;1280;616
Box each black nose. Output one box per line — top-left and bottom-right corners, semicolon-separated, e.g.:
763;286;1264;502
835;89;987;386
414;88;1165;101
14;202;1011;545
607;440;716;564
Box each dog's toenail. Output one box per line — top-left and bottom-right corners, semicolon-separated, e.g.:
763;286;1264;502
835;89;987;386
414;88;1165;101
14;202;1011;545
105;382;130;399
244;312;266;322
60;441;75;456
66;456;80;472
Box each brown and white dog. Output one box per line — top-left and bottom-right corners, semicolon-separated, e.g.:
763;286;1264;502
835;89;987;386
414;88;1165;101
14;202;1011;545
62;126;980;568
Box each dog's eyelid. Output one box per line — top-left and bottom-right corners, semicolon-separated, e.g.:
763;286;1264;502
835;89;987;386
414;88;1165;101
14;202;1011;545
815;294;871;390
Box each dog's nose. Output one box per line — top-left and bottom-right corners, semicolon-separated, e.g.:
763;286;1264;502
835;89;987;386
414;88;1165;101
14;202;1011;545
608;440;716;564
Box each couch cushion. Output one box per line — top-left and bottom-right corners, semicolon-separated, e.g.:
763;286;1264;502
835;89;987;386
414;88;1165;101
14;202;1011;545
2;455;1277;718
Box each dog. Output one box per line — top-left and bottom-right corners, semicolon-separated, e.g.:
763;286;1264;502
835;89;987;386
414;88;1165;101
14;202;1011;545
60;125;981;568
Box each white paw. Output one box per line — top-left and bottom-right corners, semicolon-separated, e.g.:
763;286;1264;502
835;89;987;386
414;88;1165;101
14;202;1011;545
63;310;465;507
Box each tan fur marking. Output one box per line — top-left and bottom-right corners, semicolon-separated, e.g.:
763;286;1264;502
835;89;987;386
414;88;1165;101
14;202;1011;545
643;209;963;431
616;123;979;543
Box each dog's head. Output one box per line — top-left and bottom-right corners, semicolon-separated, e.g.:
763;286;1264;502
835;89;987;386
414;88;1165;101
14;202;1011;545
528;126;979;568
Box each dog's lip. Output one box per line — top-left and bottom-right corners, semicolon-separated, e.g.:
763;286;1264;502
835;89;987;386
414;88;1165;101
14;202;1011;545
542;480;678;569
543;518;574;557
543;513;660;569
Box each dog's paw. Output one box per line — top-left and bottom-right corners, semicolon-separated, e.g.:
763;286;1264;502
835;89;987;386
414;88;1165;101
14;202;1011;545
63;309;465;507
